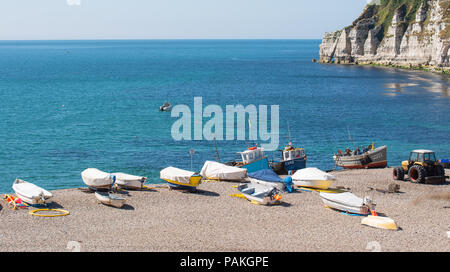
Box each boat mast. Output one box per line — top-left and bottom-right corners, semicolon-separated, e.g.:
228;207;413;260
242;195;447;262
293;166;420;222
346;125;355;149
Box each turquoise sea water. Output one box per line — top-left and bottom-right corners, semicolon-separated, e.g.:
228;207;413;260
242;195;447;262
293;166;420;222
0;40;449;192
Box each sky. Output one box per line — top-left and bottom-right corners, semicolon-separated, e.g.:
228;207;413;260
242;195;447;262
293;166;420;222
0;0;369;40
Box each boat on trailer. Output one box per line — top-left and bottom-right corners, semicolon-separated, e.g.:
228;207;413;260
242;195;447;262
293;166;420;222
113;172;147;190
12;179;53;205
160;166;202;191
333;145;387;169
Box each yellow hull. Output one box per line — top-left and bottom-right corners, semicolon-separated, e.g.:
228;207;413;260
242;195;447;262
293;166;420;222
163;176;202;188
361;215;398;230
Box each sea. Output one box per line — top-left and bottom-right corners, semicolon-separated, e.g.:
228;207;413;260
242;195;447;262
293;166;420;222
0;39;449;192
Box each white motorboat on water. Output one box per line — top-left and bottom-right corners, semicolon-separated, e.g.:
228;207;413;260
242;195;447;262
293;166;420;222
113;172;147;190
291;167;336;189
95;191;126;208
320;191;375;215
237;183;282;205
12;179;53;205
81;168;115;190
200;160;247;181
159;102;172;111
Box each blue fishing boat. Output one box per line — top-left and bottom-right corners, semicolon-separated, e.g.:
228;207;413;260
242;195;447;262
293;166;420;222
271;143;307;174
236;146;270;173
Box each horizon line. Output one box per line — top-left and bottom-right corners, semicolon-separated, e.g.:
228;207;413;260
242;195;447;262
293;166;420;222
0;38;323;42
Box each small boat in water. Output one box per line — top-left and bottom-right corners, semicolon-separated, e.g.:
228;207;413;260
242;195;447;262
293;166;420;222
160;166;202;190
320;192;375;215
200;160;247;181
81;168;115;190
333;144;387;169
159;102;172;112
291;167;335;189
237;183;282;205
12;179;53;205
247;169;287;191
95;191;126;208
272;143;307;175
113;172;147;190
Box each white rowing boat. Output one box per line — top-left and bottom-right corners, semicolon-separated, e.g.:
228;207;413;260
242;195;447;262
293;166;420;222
320;191;375;215
95;192;126;208
237;183;282;205
12;179;53;205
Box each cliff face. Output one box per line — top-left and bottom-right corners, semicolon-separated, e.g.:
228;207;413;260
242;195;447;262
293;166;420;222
319;0;450;69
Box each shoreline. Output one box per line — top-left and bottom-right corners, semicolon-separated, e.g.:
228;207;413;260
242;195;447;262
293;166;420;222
1;168;448;252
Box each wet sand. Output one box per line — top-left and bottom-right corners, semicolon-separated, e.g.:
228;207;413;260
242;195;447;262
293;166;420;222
0;168;449;252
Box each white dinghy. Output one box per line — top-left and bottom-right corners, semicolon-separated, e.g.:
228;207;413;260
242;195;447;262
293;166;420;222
200;161;247;181
320;192;375;215
95;192;126;208
12;179;53;205
292;167;336;189
81;168;115;190
113;172;147;190
237;183;282;205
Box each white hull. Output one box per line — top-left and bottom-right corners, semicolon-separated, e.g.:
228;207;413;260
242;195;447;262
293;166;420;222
113;172;146;190
248;177;285;191
95;192;126;208
81;168;114;189
320;192;373;215
293;179;333;190
12;179;53;205
238;183;280;205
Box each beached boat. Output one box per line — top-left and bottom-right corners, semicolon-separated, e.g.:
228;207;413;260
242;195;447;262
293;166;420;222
233;146;270;173
200;161;247;181
291;167;335;189
159;102;172;111
247;169;286;191
81;168;115;190
12;179;53;205
272;144;307;174
361;215;398;230
333;145;387;169
237;183;282;205
160;166;202;190
320;192;375;215
113;172;147;190
95;191;126;208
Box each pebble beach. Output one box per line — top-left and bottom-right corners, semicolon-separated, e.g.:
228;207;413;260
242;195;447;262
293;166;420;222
0;168;449;252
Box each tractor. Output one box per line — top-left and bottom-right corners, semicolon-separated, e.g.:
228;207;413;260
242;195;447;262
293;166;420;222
393;150;447;184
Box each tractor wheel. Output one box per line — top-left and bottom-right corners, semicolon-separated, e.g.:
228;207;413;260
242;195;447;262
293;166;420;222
393;167;405;181
408;165;427;184
436;165;445;177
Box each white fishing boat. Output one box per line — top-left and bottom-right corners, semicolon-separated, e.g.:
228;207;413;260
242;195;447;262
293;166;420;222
160;166;202;190
113;172;147;190
200;161;247;181
291;167;336;189
81;168;115;190
12;179;53;205
237;183;282;205
320;192;375;215
95;192;126;208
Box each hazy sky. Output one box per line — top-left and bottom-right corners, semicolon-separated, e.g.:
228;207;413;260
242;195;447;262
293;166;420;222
0;0;369;40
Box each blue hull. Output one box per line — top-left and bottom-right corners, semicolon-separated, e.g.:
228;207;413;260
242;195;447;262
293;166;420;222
241;157;270;173
282;157;306;171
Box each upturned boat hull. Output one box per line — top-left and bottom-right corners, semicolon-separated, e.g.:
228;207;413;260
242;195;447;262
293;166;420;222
334;146;387;169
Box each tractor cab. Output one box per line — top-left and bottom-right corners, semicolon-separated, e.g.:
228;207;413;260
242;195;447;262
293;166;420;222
395;149;446;184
